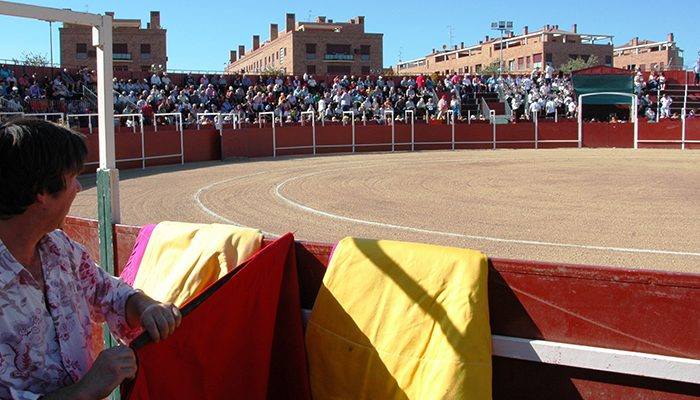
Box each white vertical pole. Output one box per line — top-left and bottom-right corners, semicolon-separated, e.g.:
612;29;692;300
93;14;120;226
94;19;115;171
682;108;687;150
632;96;639;150
491;110;496;150
577;100;583;149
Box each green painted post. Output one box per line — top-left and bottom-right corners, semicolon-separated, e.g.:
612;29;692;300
96;168;120;399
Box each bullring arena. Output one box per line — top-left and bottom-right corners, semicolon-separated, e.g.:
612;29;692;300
70;147;700;273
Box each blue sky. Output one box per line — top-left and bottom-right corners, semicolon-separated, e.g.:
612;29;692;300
1;0;698;73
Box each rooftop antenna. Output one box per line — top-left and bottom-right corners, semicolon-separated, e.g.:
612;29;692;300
448;25;455;48
308;10;312;22
398;47;403;63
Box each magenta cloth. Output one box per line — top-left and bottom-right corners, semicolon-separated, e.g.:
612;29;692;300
121;232;311;400
119;224;156;285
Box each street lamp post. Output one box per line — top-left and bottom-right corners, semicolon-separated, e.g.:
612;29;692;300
491;21;513;75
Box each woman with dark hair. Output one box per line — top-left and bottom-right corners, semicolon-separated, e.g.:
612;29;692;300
0;118;181;399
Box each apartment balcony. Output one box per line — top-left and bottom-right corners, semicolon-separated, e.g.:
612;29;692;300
324;53;354;62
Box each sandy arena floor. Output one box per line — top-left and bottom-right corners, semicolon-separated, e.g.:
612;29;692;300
70;148;700;273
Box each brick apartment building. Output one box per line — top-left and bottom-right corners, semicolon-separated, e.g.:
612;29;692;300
224;13;383;77
396;24;614;76
59;11;167;74
613;33;684;72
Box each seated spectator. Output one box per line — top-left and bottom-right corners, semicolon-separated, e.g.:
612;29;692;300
52;82;68;99
161;73;171;88
647;71;659;91
0;64;10;80
200;75;209;88
634;71;645;96
658;72;667;91
17;74;30;93
61;68;76;92
29;82;42;98
151;72;162;88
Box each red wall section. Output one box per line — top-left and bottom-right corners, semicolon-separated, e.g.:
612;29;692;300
246;128;274;158
184;129;221;162
222;129;249;158
581;122;635;148
79;119;696;173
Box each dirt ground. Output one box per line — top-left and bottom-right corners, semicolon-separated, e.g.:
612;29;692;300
70;148;700;273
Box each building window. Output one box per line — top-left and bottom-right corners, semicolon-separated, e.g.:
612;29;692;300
605;55;612;65
307;65;316;74
141;44;151;60
76;43;87;60
508;60;514;71
306;43;316;60
517;57;524;70
326;44;352;60
526;56;531;69
569;54;578;60
360;45;370;61
280;48;284;64
475;64;482;73
532;53;542;68
141;65;150;72
113;43;130;60
545;53;552;63
580;54;590;62
327;65;351;74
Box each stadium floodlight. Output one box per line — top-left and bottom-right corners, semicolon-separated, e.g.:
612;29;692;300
491;21;513;75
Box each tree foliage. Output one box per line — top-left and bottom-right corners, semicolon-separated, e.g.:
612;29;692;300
559;55;600;75
12;52;51;67
259;67;286;77
478;60;502;76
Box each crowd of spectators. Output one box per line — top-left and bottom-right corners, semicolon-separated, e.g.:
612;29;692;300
497;65;577;120
116;72;450;127
114;68;584;128
634;69;677;121
0;64;94;115
4;63;693;126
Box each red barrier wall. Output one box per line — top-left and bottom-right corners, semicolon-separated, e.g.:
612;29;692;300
62;215;700;400
80;126;221;170
78;120;697;172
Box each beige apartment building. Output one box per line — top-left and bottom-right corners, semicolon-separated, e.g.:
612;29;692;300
613;34;684;71
225;13;383;77
59;11;167;73
396;24;614;76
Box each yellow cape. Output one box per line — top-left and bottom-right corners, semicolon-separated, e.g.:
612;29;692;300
306;237;491;399
132;221;263;307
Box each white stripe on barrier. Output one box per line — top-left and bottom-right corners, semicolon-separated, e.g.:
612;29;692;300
492;335;700;384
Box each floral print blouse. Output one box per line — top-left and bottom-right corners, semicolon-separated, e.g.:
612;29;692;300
0;230;139;400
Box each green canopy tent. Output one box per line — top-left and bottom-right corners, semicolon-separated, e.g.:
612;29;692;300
571;66;636;121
